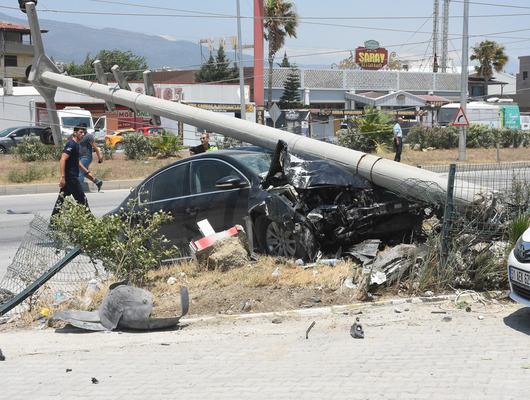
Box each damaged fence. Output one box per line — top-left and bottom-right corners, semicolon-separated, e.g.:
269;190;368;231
0;215;106;317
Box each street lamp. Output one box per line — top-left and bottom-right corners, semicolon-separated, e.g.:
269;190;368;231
19;0;37;13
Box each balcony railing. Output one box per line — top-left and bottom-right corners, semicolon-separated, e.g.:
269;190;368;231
0;41;34;56
264;68;461;93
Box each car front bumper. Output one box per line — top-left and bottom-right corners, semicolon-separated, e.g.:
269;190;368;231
508;249;530;307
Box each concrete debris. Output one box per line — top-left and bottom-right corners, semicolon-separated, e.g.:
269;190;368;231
367;244;418;287
197;234;250;271
350;317;365;339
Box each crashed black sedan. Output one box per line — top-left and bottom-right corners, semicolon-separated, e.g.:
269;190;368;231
115;142;426;260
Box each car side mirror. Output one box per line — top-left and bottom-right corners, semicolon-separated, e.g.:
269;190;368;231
215;175;247;189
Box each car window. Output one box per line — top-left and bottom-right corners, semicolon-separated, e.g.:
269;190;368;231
13;128;29;137
150;163;189;202
191;159;245;194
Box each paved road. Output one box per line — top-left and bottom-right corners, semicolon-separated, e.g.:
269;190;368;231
0;189;129;278
1;299;529;399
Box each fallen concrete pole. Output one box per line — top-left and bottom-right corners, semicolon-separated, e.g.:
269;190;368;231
25;2;481;208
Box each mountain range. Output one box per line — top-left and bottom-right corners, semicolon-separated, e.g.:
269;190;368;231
0;11;248;69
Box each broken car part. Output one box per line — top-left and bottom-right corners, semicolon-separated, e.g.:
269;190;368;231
53;284;189;331
305;321;316;339
350;317;365;339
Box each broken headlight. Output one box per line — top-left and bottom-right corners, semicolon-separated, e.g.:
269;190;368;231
514;236;530;263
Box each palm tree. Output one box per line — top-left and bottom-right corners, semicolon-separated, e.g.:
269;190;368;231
470;40;508;97
264;0;298;109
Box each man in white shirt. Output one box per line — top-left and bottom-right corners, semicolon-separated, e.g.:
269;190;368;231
393;118;403;162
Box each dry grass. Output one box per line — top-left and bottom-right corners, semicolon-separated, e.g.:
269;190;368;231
1;147;528;185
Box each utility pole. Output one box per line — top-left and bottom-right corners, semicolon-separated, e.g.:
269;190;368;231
432;0;440;72
236;0;246;121
254;0;264;123
458;0;469;161
441;0;450;72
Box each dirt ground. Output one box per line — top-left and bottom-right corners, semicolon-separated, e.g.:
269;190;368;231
0;147;529;185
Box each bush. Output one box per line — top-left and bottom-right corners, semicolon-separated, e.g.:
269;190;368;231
51;197;178;284
467;124;496;148
149;132;182;158
406;125;458;149
122;133;153;160
337;128;375;153
12;137;62;162
101;143;115;160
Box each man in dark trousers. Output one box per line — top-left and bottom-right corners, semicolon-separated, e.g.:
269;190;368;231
51;126;101;218
393;118;403;162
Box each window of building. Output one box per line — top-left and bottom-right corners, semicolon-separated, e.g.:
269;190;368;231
4;55;18;67
524;71;528;80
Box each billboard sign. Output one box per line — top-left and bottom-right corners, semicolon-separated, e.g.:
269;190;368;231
355;40;388;70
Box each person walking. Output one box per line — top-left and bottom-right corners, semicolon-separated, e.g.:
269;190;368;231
51;126;101;218
393;118;403;162
78;123;103;191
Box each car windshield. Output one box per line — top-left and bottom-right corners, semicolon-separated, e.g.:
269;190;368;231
61;117;92;128
0;127;17;137
229;153;272;176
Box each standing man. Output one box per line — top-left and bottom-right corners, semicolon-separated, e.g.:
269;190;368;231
78;123;103;191
189;132;218;155
393;118;403;162
51;126;101;218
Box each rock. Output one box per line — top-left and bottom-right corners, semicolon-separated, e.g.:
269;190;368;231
442;315;452;322
199;235;250;271
343;277;357;289
465;306;472;313
424;290;434;297
478;315;485;320
394;308;403;313
91;377;99;384
166;277;177;285
426;147;436;151
412;143;421;151
0;348;5;361
271;318;283;324
350;318;365;339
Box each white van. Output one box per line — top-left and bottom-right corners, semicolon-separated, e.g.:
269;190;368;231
57;107;94;137
439;102;501;128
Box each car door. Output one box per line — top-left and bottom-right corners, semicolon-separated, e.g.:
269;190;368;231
188;158;250;239
138;162;193;248
9;128;29;150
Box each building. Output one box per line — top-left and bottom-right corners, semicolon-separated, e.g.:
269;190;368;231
516;56;530;113
0;21;47;86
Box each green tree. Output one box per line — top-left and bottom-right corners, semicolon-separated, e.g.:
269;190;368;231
470;40;508;97
338;107;393;153
264;0;298;109
64;49;148;80
195;45;239;83
278;66;301;109
279;52;291;67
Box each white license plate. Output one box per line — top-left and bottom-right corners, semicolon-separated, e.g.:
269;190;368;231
511;267;530;287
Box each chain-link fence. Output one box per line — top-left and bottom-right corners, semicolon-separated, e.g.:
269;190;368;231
0;215;106;317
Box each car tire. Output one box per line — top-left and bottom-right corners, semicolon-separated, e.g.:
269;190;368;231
256;216;301;259
0;145;6;155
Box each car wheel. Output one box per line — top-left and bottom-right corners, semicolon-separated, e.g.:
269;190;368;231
256;217;299;258
0;145;6;155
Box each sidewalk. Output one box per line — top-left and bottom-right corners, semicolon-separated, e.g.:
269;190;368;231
1;299;529;399
0;179;142;196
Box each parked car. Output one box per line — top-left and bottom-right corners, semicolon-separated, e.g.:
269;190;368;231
508;227;530;306
112;141;426;259
0;126;53;154
105;126;163;148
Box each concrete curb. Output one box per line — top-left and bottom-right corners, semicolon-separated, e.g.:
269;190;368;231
180;290;508;325
0;179;142;196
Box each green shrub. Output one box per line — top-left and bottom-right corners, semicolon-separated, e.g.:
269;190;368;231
150;132;182;158
122;133;153;160
12;137;62;162
406;125;458;149
337;128;375;153
467;124;496;148
101;143;115;160
50;197;178;284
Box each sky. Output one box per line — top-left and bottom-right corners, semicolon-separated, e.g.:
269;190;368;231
1;0;529;73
